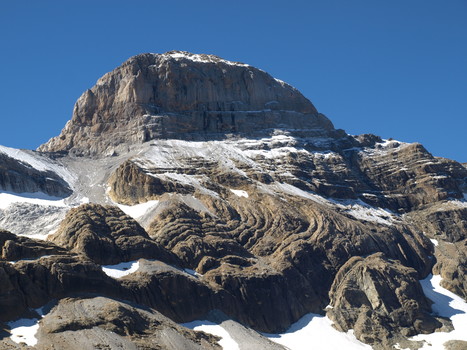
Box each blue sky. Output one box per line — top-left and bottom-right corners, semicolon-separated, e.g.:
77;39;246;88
0;1;466;162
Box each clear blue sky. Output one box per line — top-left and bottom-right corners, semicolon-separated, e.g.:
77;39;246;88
1;1;466;162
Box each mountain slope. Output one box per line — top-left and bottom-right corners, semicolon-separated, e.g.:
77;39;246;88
0;51;466;350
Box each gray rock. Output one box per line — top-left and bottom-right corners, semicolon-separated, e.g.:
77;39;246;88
34;296;221;350
327;253;444;348
48;203;179;265
38;51;334;156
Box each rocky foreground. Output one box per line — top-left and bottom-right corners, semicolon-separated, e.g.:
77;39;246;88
0;51;466;350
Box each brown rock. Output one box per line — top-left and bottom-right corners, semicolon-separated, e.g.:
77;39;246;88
0;230;66;261
0;255;119;323
34;296;221;350
408;202;467;299
327;253;443;348
48;203;179;265
38;51;334;156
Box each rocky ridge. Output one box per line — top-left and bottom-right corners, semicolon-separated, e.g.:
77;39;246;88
0;51;466;349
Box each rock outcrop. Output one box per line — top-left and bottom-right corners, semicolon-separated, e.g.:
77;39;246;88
0;150;71;197
39;51;334;156
0;230;66;261
0;51;465;349
408;201;467;298
0;255;119;323
49;203;179;265
33;297;221;350
327;253;445;348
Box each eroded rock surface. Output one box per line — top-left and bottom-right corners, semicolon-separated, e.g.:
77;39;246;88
0;51;465;349
39;51;334;156
35;297;221;350
0;230;66;261
49;204;179;265
0;151;71;197
408;201;467;298
327;253;444;348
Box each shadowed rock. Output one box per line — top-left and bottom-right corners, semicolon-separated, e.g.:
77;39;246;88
0;152;71;197
0;230;66;261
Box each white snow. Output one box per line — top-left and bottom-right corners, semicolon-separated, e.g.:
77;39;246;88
7;304;50;346
230;189;249;198
0;145;75;186
102;260;140;278
8;317;40;346
183;268;203;278
117;200;160;220
409;274;467;348
273;182;332;205
0;191;68;210
182;312;370;350
338;200;396;225
263;313;372;350
271;183;397;225
430;239;439;247
182;320;240;350
165;51;249;67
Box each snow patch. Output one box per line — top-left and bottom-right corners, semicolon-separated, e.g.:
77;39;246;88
0;191;68;210
0;145;75;186
8;318;40;346
430;239;439;247
409;274;467;348
117;200;160;220
102;261;140;279
7;304;51;346
230;189;249;198
273;183;332;205
182;320;240;350
338;200;396;225
263;313;371;350
165;51;249;68
184;268;203;278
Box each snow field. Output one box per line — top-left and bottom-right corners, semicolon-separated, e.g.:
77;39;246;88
407;274;467;349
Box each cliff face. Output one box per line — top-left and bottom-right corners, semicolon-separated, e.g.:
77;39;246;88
39;51;334;156
1;52;466;350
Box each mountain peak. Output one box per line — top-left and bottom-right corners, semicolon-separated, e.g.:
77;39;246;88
38;52;334;156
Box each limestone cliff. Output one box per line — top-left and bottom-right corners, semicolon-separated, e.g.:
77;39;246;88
38;51;334;156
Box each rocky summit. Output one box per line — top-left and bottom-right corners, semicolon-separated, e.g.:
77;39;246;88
0;51;466;350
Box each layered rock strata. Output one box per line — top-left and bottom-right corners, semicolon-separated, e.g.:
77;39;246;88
39;51;334;156
0;51;465;349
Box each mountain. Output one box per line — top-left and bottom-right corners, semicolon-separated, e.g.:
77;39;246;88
0;51;466;350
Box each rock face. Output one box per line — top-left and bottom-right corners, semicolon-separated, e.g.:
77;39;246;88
408;201;467;298
49;204;179;265
0;150;71;197
39;51;334;156
0;230;66;261
34;297;221;350
0;255;119;323
1;52;466;349
327;253;442;348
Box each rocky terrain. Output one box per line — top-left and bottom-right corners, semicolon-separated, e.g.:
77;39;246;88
0;51;466;349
